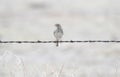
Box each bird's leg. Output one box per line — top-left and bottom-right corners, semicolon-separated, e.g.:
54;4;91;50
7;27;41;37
56;39;59;47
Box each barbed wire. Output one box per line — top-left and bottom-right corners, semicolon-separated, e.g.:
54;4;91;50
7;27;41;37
0;40;120;43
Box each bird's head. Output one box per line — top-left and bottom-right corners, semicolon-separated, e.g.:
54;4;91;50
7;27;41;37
55;24;61;27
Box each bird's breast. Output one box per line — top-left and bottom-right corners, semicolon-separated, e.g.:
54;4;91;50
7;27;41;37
54;29;63;39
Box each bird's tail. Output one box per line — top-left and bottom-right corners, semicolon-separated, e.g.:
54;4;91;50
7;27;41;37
56;40;59;47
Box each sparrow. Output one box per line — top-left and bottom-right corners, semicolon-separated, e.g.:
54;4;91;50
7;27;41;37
54;24;64;47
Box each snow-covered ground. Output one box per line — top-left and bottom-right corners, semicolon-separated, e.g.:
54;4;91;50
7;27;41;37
0;0;120;77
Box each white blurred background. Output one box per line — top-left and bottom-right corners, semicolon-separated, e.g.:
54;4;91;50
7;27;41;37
0;0;120;77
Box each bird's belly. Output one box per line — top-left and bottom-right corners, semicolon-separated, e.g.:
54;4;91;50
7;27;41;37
54;31;63;39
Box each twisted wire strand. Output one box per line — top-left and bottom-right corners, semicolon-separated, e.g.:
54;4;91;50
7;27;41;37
0;40;120;43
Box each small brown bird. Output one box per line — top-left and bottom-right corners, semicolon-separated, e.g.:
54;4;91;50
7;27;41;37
54;24;64;47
